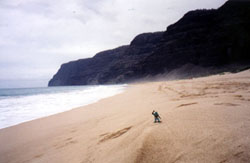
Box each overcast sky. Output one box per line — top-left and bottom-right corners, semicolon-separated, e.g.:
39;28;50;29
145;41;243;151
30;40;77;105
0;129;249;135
0;0;227;88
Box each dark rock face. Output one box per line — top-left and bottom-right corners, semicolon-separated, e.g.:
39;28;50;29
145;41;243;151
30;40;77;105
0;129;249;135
137;1;250;77
49;0;250;86
49;32;164;86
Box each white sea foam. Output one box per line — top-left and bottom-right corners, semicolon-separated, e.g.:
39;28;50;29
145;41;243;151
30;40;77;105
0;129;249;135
0;85;126;129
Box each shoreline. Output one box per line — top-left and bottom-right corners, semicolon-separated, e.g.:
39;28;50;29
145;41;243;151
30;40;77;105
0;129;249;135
0;84;127;130
1;70;250;163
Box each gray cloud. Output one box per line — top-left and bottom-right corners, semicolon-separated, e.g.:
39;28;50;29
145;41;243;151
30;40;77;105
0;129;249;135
0;0;227;88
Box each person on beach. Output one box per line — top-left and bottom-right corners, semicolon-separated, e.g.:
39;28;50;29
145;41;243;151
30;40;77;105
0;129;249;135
152;110;161;123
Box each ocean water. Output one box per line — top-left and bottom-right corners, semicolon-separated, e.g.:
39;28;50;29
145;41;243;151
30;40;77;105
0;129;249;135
0;85;126;129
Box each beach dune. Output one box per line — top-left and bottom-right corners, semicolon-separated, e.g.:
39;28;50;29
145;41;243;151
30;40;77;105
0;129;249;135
1;70;250;163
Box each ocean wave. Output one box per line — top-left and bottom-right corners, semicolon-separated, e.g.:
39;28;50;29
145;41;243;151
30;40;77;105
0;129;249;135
0;85;126;129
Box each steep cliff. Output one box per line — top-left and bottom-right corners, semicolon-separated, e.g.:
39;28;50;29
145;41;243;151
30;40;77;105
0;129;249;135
49;0;250;86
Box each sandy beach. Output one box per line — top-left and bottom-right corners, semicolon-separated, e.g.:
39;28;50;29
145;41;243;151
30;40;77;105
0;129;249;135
1;70;250;163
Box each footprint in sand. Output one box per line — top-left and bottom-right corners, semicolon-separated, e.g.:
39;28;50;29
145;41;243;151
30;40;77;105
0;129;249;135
214;103;239;106
99;126;132;143
70;129;77;133
33;153;44;159
177;102;198;108
54;137;77;149
219;159;228;163
234;151;244;157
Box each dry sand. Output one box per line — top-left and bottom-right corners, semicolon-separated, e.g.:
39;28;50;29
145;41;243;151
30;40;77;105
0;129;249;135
1;70;250;163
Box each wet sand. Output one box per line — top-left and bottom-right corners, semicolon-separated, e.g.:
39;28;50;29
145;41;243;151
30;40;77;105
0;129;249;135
1;70;250;163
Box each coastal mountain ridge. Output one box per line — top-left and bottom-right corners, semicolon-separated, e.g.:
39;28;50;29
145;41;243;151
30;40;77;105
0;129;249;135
48;0;250;86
